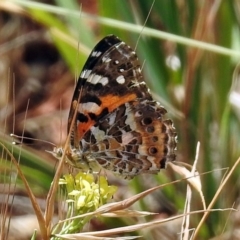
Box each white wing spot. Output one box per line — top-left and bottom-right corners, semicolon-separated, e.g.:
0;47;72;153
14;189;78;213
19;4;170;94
87;74;101;84
102;56;112;63
99;77;109;86
125;110;137;129
79;102;100;114
91;51;101;57
122;132;134;145
108;111;117;125
80;69;92;78
90;126;106;142
87;74;109;86
116;75;125;84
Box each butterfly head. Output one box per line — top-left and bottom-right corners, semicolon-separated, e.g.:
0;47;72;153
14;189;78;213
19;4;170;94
50;146;101;172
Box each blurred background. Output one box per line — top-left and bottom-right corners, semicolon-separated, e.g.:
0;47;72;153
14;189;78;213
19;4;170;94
1;0;240;239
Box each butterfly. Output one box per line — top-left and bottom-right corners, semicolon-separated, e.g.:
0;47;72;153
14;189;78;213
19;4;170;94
53;35;177;179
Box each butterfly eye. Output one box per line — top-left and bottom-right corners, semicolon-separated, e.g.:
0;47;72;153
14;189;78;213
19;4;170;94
52;147;63;159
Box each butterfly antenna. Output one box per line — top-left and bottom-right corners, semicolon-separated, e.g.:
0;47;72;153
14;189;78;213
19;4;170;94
10;133;56;147
134;0;155;52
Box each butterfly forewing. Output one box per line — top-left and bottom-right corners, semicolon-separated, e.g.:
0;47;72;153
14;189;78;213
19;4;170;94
68;35;151;143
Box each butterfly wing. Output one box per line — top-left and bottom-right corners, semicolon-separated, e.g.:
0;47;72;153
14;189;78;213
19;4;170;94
66;35;177;178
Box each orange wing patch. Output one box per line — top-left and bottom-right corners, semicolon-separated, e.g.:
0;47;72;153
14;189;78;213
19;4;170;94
100;93;137;112
77;93;137;139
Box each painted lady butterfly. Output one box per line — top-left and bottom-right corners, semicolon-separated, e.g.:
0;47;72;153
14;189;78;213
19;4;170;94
54;35;177;179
